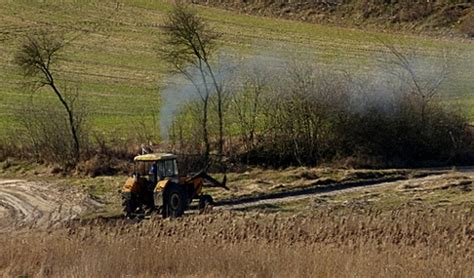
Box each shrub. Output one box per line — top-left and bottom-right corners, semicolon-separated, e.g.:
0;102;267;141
168;56;470;168
12;101;88;169
460;10;474;37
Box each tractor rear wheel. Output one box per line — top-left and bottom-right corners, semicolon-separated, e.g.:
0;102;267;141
163;183;187;218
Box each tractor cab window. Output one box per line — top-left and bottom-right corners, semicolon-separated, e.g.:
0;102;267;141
157;159;178;178
135;162;160;180
165;159;178;176
157;161;165;179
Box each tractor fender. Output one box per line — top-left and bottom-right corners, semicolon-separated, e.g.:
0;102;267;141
153;179;169;207
122;176;139;193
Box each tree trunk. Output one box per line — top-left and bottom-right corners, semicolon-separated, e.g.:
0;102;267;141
48;78;80;166
205;62;224;162
198;62;211;161
202;95;210;162
217;92;224;161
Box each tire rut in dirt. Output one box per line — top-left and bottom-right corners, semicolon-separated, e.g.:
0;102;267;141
0;180;102;231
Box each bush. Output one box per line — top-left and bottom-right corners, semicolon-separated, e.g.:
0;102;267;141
168;56;470;168
340;97;467;166
11;101;88;169
460;10;474;37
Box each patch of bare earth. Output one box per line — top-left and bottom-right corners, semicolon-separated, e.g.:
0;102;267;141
0;179;102;232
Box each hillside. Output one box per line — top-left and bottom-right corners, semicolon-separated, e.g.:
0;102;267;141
0;0;473;139
192;0;474;36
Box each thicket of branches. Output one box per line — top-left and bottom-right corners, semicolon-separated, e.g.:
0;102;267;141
159;3;470;168
168;54;471;168
11;99;88;168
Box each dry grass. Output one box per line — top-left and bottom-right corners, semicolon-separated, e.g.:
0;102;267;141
205;167;413;200
327;173;474;209
0;168;472;276
254;172;474;213
1;206;472;277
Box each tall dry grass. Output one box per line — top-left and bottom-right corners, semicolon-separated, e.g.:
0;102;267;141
0;207;472;277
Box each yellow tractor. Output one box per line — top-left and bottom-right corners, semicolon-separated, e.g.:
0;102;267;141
121;153;228;218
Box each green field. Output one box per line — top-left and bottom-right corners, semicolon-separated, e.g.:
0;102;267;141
0;0;473;139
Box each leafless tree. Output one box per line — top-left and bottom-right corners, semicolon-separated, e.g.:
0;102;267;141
160;2;223;161
14;30;82;166
380;40;449;122
232;65;267;156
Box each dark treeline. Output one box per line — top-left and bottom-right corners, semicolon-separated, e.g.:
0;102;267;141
168;58;472;168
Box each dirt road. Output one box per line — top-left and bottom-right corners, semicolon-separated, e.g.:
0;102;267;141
216;168;474;210
1;168;472;228
0;179;102;232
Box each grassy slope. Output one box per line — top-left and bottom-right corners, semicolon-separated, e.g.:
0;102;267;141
0;0;473;138
192;0;473;33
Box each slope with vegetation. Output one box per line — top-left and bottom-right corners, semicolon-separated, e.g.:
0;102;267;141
192;0;474;36
0;0;472;169
0;1;472;135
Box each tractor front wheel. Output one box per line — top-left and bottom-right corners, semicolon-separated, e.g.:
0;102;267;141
122;192;138;218
163;184;187;218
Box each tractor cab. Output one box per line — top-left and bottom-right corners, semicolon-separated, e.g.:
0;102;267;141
132;153;179;183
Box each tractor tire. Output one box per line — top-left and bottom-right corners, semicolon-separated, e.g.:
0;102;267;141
163;183;187;218
122;192;138;218
140;188;155;215
198;194;214;212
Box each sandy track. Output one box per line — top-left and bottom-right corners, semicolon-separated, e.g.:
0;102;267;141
1;168;472;227
216;170;474;210
0;179;102;232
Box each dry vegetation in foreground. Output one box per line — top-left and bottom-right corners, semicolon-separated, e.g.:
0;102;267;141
1;206;472;277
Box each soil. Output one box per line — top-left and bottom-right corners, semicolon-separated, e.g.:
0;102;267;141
0;179;102;232
223;167;474;210
0;167;472;230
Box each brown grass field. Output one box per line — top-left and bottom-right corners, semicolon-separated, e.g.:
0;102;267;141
0;168;473;277
1;206;472;277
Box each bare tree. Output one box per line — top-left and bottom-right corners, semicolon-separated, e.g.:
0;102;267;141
232;63;268;158
380;40;449;122
14;30;81;166
160;3;223;160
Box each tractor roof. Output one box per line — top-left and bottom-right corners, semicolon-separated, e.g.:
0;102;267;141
134;153;177;162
